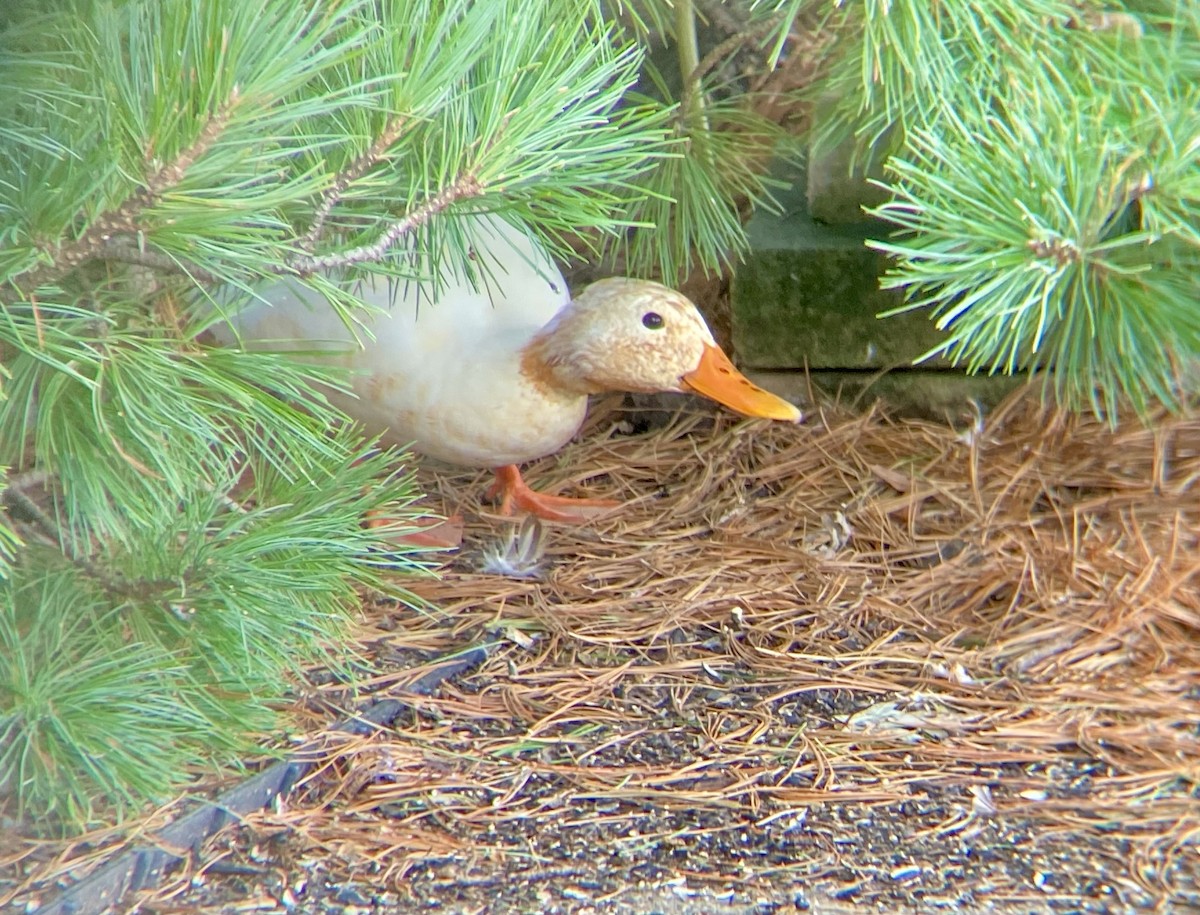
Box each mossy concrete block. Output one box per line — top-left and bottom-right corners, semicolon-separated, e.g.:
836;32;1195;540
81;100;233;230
747;369;1028;423
732;210;952;371
804;94;897;223
806;139;891;225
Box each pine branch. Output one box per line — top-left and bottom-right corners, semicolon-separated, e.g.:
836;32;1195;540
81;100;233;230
674;0;708;133
805;0;1200;419
298;115;412;255
868;64;1200;417
10;98;235;299
1;471;60;546
679;15;784;126
98;240;219;284
286;171;485;275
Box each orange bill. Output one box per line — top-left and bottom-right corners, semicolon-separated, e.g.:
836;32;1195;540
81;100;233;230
681;344;802;422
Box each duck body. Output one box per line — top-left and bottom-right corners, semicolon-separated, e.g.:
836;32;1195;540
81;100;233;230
213;215;800;522
226;225;583;468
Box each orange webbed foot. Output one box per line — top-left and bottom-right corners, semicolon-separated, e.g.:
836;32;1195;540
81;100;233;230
486;465;619;523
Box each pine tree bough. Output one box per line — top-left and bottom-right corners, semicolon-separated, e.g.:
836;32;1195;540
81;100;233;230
831;1;1200;420
286;173;486;276
0;0;805;830
298;115;412;255
7;115;475;293
11;100;235;299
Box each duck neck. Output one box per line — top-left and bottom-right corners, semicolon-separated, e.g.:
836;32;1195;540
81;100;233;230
519;321;600;397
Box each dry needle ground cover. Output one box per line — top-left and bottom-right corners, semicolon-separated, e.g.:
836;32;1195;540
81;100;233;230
5;391;1200;914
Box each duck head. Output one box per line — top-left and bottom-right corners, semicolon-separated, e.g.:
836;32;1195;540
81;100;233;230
523;277;801;422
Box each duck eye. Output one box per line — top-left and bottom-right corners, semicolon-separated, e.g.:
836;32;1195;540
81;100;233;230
642;312;664;330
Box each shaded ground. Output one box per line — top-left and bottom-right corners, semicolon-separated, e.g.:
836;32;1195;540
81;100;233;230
4;393;1199;913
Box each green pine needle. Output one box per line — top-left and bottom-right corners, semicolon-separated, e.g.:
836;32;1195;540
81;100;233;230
834;1;1200;420
0;0;802;830
0;569;226;825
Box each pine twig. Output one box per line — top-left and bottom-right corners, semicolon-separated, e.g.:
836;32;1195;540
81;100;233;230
8;96;236;300
285;172;485;275
299;116;411;254
676;18;787;141
0;470;115;592
99;238;219;284
674;0;708;134
1;471;59;546
685;17;787;103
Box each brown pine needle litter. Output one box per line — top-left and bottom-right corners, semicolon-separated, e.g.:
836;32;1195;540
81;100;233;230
5;389;1200;913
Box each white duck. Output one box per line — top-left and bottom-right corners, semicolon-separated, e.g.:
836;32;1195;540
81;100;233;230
214;216;800;523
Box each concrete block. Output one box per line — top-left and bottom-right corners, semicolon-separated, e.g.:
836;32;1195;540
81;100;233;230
806;137;891;225
747;370;1027;423
732;206;951;370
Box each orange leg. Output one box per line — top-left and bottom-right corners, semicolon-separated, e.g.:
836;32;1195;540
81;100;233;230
486;465;618;523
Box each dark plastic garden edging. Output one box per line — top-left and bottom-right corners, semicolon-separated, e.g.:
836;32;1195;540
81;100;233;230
32;645;491;915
